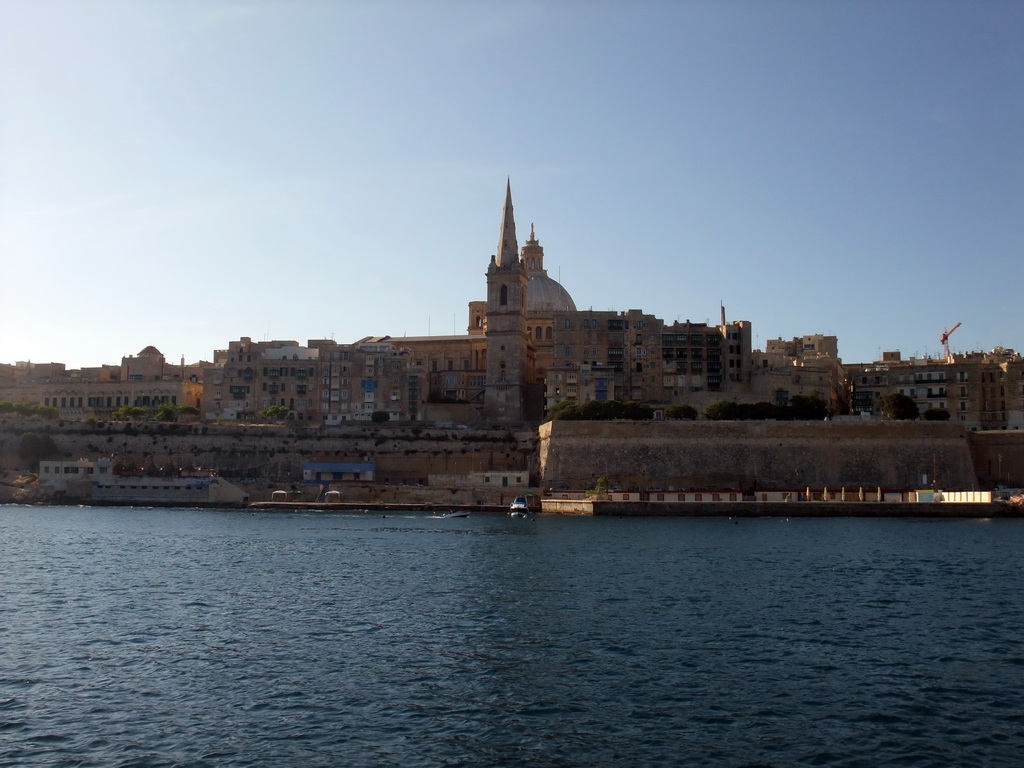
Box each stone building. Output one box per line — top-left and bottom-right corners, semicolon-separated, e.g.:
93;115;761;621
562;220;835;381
749;334;848;415
204;336;420;423
544;310;754;412
0;348;203;419
847;348;1024;431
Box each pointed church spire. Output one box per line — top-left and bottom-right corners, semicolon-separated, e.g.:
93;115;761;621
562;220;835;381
495;178;519;267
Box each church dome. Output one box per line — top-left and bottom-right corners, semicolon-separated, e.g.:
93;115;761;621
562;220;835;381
521;223;576;314
528;273;577;314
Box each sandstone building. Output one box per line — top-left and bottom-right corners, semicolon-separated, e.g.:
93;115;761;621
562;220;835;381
847;348;1024;431
0;348;203;418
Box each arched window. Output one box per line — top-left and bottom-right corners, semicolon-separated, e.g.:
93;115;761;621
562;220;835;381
545;326;552;340
500;285;508;306
535;327;542;340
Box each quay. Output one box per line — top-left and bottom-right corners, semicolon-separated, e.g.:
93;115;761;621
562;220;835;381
542;499;1014;518
248;501;508;513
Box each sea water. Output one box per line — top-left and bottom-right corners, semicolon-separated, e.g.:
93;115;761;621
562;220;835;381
2;506;1023;767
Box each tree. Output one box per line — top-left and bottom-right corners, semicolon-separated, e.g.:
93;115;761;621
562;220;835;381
875;392;919;420
665;404;697;420
112;405;150;421
370;410;390;423
546;401;582;421
621;401;654;420
703;400;739;420
155;403;178;422
177;405;201;422
790;394;829;420
579;400;606;420
739;401;784;420
259;405;289;422
0;401;59;419
922;407;951;421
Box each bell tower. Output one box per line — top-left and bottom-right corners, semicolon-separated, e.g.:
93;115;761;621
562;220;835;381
483;179;531;422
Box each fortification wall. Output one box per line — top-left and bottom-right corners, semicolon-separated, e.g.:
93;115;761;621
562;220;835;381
968;430;1024;489
539;420;980;491
0;420;537;500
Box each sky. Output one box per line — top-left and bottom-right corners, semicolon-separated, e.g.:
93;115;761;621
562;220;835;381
1;0;1021;369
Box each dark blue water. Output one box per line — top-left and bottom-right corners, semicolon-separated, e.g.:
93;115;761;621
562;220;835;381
2;507;1023;767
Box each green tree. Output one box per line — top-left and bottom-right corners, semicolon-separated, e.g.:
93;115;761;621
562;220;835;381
370;410;390;423
622;401;654;420
177;405;201;421
259;405;289;421
876;392;919;420
546;401;582;421
922;407;951;421
0;401;59;419
664;404;698;420
703;400;739;420
579;400;606;420
112;405;150;421
738;401;784;420
790;394;829;420
155;403;178;422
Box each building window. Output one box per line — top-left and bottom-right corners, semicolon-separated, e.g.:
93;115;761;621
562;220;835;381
500;285;508;305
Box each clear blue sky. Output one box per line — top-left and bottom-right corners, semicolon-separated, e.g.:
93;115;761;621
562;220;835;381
2;0;1021;369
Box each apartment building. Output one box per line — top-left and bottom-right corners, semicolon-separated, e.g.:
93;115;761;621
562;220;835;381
750;334;847;414
543;309;754;411
204;337;420;424
848;348;1024;430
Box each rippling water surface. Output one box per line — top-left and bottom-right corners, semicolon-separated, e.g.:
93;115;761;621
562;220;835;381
2;507;1023;767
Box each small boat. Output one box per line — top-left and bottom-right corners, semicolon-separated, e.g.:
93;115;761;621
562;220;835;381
431;510;470;519
509;496;530;517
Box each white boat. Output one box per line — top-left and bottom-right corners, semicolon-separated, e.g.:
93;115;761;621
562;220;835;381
509;496;530;517
432;510;470;519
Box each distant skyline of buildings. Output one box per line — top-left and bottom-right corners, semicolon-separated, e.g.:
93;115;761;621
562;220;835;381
2;182;1022;431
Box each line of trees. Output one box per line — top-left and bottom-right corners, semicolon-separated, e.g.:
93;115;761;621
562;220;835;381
0;401;59;419
703;395;829;421
111;404;201;422
546;400;655;421
547;393;950;423
546;395;830;422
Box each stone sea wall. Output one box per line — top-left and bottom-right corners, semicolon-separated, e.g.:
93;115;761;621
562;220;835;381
0;420;537;502
539;420;982;491
3;418;1021;507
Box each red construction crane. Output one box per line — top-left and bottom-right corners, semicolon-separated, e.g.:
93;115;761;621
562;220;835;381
940;322;962;361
